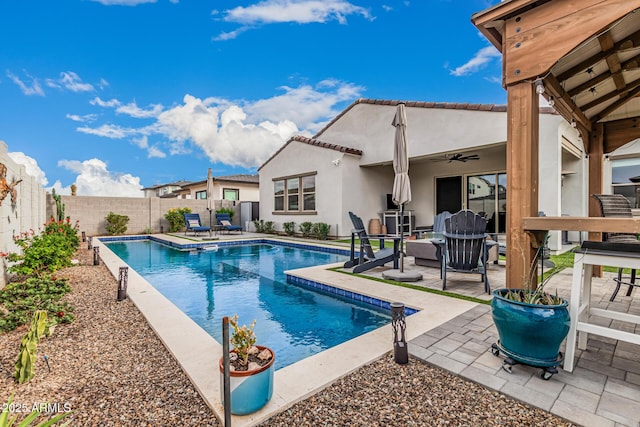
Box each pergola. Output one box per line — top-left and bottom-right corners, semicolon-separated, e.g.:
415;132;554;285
472;1;640;287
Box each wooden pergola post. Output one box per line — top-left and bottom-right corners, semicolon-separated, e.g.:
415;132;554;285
506;82;539;289
588;124;604;276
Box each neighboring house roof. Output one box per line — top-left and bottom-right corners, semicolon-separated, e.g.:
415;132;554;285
142;180;191;191
179;174;260;188
258;135;363;171
258;98;557;171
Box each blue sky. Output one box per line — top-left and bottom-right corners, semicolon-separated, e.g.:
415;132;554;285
0;0;504;197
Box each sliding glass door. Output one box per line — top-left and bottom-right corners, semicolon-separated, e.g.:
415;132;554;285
467;173;506;234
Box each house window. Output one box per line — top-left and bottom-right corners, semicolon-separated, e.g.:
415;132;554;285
273;173;316;213
223;188;239;201
195;190;207;200
612;158;640;208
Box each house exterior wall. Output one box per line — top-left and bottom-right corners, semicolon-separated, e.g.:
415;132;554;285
0;141;47;288
318;104;508;165
259;102;584;247
259;142;347;235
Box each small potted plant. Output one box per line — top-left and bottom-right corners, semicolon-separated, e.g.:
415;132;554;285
491;233;570;380
219;315;275;415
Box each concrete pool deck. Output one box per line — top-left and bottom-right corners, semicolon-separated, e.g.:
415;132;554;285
95;234;479;426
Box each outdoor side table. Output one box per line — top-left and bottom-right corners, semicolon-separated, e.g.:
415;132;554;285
564;245;640;373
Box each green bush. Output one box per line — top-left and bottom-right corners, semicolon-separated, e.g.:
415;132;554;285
105;212;129;235
253;219;264;233
2;218;79;277
216;207;235;221
312;222;331;240
283;221;296;236
165;207;192;232
262;221;275;234
0;275;74;333
299;222;313;238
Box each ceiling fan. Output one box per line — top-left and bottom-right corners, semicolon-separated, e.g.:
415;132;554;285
431;153;480;163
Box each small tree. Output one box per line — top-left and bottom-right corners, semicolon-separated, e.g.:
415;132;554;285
105;212;129;235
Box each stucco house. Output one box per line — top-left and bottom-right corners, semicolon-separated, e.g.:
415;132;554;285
258;98;599;251
176;174;259;203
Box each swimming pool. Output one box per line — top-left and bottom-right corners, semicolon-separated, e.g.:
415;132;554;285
105;240;392;370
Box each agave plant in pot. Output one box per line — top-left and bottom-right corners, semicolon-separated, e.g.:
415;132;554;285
491;233;570;380
219;315;275;415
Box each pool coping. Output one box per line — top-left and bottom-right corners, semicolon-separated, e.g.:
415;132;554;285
96;235;479;427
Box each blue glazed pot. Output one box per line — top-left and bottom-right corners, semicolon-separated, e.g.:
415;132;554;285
219;346;275;415
491;289;570;367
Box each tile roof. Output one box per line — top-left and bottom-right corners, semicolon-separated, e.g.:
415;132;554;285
257;135;362;171
258;98;558;172
313;98;557;139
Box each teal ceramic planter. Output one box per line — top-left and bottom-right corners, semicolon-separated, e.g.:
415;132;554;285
491;289;570;367
219;346;275;415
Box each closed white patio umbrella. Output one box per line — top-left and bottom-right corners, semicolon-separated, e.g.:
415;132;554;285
206;168;214;229
383;103;422;282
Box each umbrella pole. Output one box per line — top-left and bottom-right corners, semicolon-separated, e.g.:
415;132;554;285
400;203;404;273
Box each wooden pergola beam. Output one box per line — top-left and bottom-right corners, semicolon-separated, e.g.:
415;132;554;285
602;117;640;153
502;0;640;85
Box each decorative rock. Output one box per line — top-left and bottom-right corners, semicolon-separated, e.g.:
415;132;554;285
258;348;272;360
247;345;259;355
247;361;260;371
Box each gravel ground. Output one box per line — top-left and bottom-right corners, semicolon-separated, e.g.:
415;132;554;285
0;247;576;426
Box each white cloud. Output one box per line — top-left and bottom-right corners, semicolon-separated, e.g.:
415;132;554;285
90;0;158;5
57;158;143;197
450;46;501;76
246;79;362;131
7;152;48;185
82;80;363;168
66;113;98;122
132;135;149;149
222;0;372;24
214;0;373;40
91;97;121;108
147;146;166;158
46;71;95;92
116;101;164;118
6;70;44;96
77;124;133;139
98;78;110;90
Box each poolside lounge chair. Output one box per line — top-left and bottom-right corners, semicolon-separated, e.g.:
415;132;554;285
593;194;640;301
184;213;211;237
215;213;243;234
343;211;400;273
441;210;492;294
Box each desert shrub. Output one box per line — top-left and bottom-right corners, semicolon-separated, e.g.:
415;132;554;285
299;222;313;238
105;212;129;235
165;207;192;232
0;275;74;333
2;218;79;277
283;221;296;236
311;222;331;240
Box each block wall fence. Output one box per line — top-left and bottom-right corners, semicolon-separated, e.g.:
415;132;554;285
48;196;238;237
0;141;48;288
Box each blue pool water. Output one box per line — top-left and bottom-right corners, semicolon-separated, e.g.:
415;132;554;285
105;240;392;370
